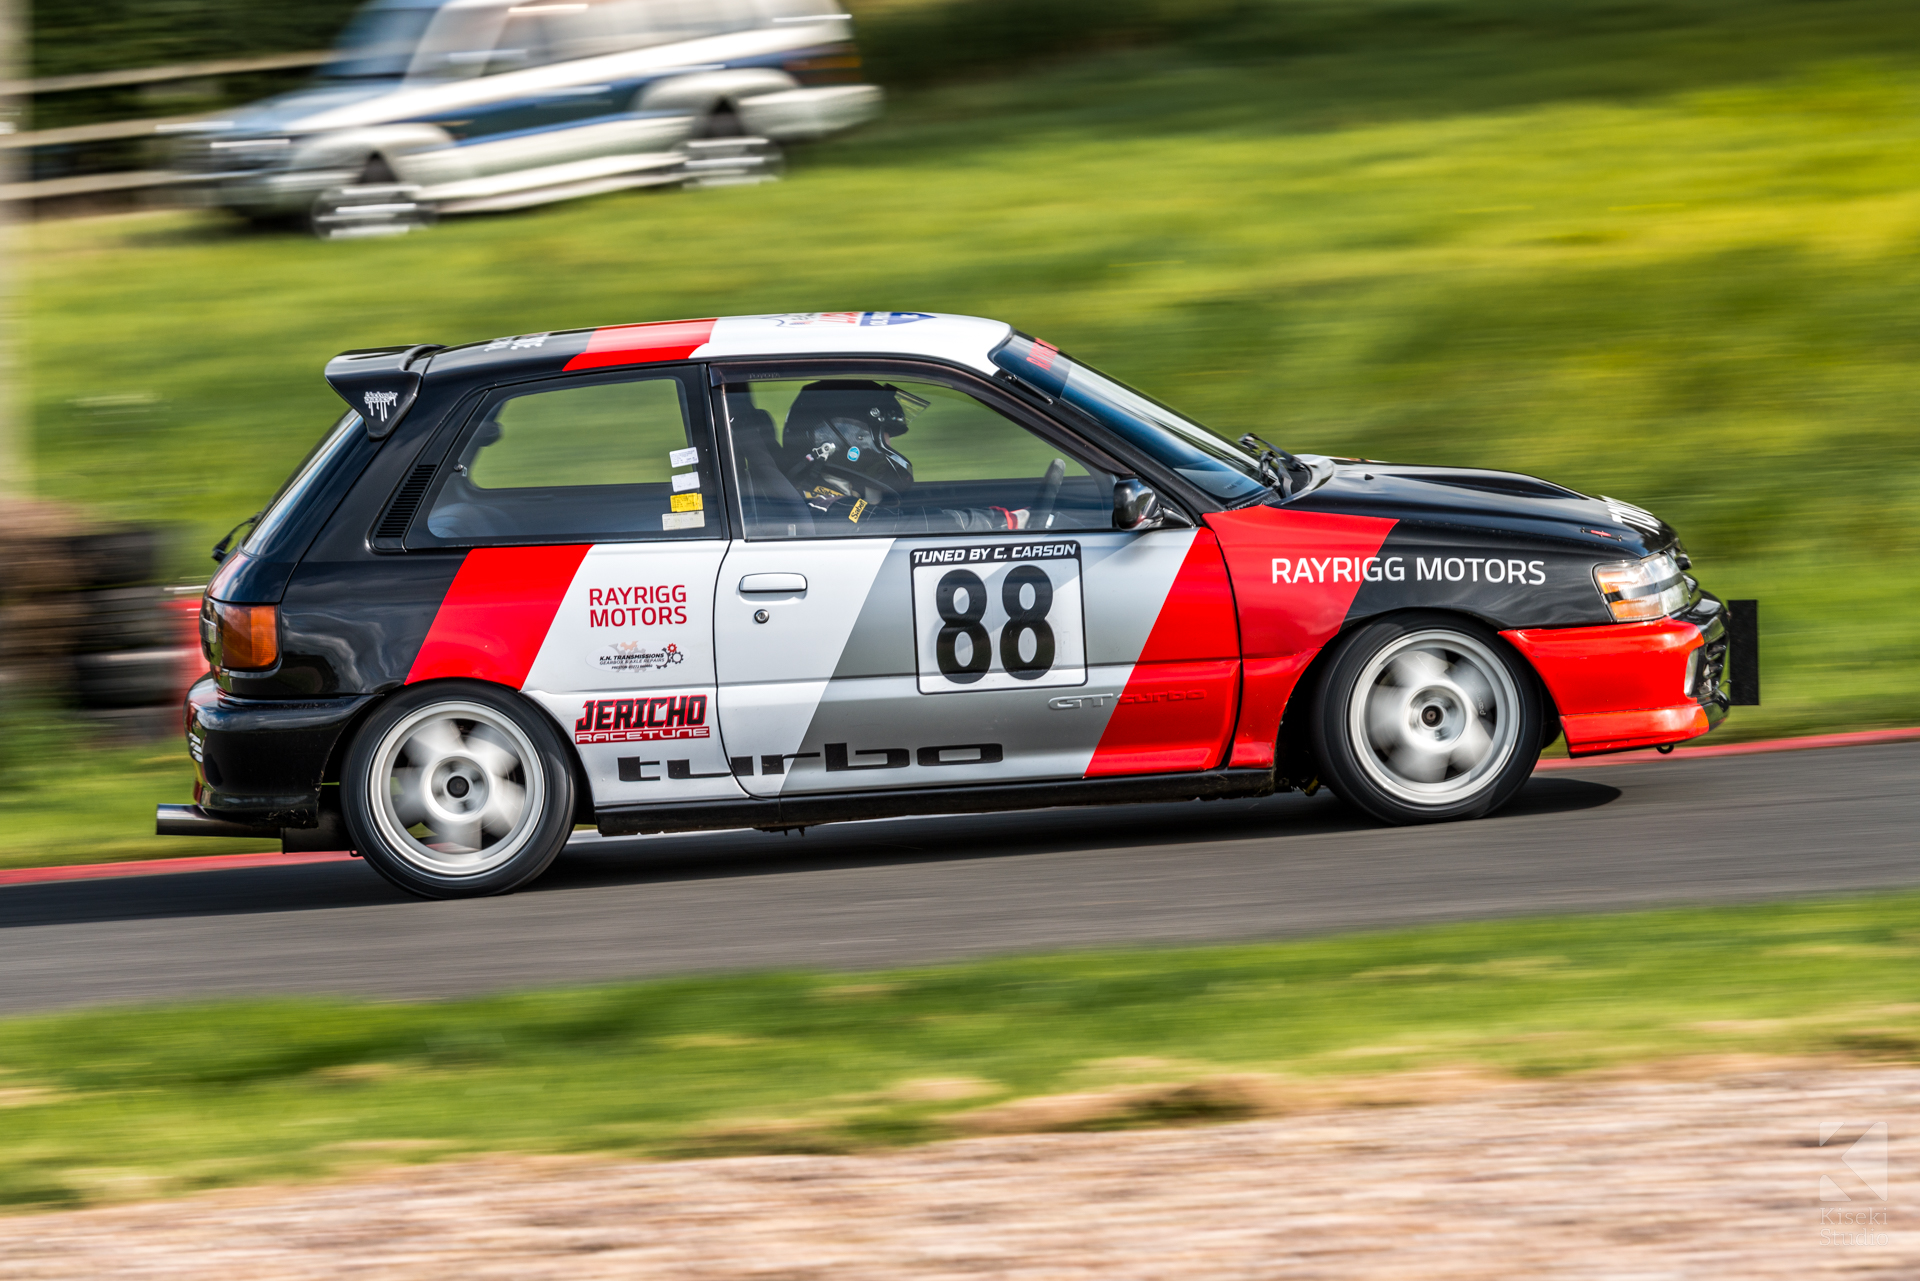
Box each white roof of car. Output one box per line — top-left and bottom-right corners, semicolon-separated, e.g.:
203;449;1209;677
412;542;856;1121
698;312;1014;372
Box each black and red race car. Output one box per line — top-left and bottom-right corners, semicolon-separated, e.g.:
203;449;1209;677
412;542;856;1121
159;311;1757;898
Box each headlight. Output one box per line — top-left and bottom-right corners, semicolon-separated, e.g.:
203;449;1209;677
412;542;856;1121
1593;552;1687;622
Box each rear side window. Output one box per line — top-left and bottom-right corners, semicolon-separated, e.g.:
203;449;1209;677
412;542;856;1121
422;373;718;544
244;411;370;561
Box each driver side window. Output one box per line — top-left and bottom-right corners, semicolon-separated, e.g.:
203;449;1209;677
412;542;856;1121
723;376;1113;540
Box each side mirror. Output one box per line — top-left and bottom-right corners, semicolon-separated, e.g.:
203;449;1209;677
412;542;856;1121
1113;478;1164;531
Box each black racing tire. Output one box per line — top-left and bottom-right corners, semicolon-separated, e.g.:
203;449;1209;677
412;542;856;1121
700;105;744;138
341;680;576;899
1308;612;1543;825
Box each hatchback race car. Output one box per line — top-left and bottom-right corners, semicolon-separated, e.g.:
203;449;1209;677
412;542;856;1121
159;311;1757;898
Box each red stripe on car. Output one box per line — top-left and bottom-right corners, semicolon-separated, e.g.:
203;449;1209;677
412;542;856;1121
1203;506;1398;768
406;544;592;689
1087;529;1242;776
563;318;717;372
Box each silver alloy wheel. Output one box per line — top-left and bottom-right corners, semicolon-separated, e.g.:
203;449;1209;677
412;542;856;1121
1346;628;1521;808
365;701;544;877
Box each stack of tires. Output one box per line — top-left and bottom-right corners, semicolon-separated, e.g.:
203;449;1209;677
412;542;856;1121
0;506;203;741
68;528;204;739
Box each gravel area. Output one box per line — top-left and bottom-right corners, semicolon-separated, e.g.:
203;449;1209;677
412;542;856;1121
3;1062;1916;1279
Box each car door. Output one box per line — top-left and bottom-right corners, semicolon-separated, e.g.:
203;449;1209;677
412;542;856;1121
407;364;744;807
709;363;1239;798
405;5;645;192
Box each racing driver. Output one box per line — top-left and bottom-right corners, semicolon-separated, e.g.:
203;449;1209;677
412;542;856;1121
780;380;1036;532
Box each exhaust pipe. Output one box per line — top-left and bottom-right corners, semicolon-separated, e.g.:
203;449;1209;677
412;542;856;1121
155;804;279;840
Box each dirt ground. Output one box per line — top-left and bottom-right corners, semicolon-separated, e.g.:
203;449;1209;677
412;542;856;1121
3;1062;1916;1279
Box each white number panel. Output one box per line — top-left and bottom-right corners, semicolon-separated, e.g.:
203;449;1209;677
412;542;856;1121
910;541;1087;694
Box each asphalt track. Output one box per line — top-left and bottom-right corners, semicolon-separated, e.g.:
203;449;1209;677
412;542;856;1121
2;740;1916;1015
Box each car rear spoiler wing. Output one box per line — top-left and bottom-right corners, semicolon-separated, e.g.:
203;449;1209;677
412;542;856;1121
324;343;443;439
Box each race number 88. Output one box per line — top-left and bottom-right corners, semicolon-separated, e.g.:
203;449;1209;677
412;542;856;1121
935;566;1056;683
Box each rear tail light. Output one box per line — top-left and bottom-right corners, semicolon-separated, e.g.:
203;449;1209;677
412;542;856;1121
201;598;279;671
1593;553;1687;623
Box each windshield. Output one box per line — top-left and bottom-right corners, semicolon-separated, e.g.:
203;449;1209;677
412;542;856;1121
243;412;363;557
322;2;440;79
991;334;1271;503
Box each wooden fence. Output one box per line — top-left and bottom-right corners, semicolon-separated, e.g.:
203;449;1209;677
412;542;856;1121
1;50;330;206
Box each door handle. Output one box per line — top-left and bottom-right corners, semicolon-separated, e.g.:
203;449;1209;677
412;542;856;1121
739;573;807;594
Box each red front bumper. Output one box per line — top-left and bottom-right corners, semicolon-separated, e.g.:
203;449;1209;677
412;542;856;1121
1503;614;1727;757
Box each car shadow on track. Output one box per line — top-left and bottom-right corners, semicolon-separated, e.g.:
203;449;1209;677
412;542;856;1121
0;776;1619;930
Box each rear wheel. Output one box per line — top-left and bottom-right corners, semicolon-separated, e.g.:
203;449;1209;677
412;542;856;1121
342;681;575;898
1309;613;1542;824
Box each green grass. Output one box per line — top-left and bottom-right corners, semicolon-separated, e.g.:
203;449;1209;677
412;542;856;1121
0;741;274;869
16;0;1920;861
3;892;1919;1210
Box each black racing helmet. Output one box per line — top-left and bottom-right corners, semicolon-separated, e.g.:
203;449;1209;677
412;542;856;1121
781;380;925;500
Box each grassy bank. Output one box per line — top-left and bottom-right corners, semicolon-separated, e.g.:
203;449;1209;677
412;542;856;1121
2;892;1917;1210
16;0;1920;860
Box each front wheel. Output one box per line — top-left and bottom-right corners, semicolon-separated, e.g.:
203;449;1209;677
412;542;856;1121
1309;614;1543;824
342;681;575;898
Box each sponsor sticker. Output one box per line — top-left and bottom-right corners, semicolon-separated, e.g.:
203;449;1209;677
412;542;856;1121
599;641;686;673
662;511;705;530
483;333;550;352
670;492;704;513
671;471;701;492
574;694;710;745
362;390;399;423
772;311;936;328
668;446;700;467
587;584;688;628
1270;554;1547;586
909;541;1087;695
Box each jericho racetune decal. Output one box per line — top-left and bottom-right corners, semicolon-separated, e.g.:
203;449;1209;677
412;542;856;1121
574;694;710;744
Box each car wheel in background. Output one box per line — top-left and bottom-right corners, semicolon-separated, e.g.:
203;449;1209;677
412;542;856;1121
700;105;745;138
341;681;575;899
1309;613;1543;825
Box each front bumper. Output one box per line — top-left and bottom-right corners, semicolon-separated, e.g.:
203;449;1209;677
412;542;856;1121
178;676;375;829
1503;593;1734;757
180;166;357;217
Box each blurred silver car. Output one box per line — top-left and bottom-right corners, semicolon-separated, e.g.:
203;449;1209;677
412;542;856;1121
176;0;880;225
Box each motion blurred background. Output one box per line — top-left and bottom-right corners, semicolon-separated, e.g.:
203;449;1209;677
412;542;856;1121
4;0;1918;866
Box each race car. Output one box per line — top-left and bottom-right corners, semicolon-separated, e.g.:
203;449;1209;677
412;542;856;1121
158;311;1757;899
172;0;879;230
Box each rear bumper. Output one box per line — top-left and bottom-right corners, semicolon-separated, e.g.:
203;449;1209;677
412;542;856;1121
180;676;375;829
1503;594;1733;757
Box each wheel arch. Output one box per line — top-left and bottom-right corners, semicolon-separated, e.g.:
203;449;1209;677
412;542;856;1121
1274;606;1558;783
321;677;596;825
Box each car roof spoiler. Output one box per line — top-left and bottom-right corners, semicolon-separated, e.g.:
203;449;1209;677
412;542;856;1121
325;343;444;440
